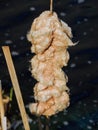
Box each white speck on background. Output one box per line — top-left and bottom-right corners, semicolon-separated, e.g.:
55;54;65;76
21;73;24;77
70;63;76;68
77;21;81;24
25;105;29;109
82;116;86;119
93;100;98;103
54;114;58;118
26;53;29;56
74;56;79;60
12;51;19;56
83;103;87;106
87;125;92;129
83;32;87;36
87;60;92;64
60;12;66;17
30;95;34;99
63;112;67;115
6;3;9;6
63;121;69;126
4;33;9;36
84;18;88;22
0;53;2;57
89;119;94;123
30;7;36;11
13;44;16;48
5;40;13;44
33;121;36;124
13;120;22;130
20;36;25;40
77;0;85;4
53;120;57;124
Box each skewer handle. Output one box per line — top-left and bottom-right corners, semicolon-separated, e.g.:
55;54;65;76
2;46;30;130
0;81;7;130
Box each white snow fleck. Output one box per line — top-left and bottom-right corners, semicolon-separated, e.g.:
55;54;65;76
26;53;29;56
77;21;81;24
89;119;94;123
0;53;2;57
33;121;36;124
13;44;16;48
60;12;66;17
30;7;36;11
78;101;82;104
74;56;79;60
93;100;98;103
63;112;67;115
21;73;24;77
12;51;19;56
84;18;88;22
77;0;85;4
53;120;57;124
70;63;76;68
54;114;58;118
83;32;87;36
28;117;32;123
4;33;9;36
25;105;29;109
5;40;13;44
87;60;92;64
63;121;69;126
29;95;34;98
20;36;25;40
83;103;86;106
41;124;44;128
87;125;92;129
6;3;9;6
13;120;22;130
82;116;86;119
28;78;32;82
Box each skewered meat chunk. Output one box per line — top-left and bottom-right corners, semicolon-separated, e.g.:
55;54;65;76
27;11;75;116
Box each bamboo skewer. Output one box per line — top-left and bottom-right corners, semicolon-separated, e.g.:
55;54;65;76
50;0;53;13
2;46;30;130
0;80;7;130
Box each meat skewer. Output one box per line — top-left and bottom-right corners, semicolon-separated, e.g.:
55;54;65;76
27;3;75;117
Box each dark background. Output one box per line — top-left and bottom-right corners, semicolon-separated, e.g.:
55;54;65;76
0;0;98;130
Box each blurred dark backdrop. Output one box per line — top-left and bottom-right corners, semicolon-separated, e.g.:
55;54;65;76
0;0;98;130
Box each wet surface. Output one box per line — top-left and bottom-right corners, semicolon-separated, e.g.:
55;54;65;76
0;0;98;130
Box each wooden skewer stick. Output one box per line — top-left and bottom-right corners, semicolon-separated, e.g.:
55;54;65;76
50;0;53;12
2;46;30;130
0;80;7;130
